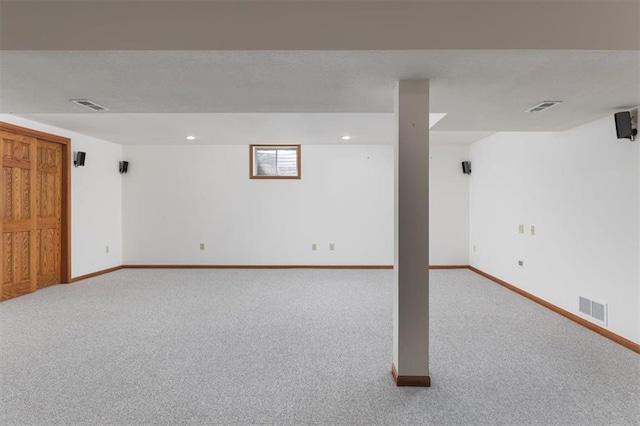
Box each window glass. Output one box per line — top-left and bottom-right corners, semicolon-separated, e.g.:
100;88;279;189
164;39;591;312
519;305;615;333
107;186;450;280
250;145;301;179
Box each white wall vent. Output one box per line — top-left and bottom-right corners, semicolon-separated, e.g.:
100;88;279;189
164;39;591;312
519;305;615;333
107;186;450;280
578;296;608;326
70;99;109;112
525;101;562;113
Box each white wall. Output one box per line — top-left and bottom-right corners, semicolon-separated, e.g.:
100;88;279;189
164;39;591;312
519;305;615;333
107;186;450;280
122;144;394;265
429;144;469;265
470;116;640;343
0;115;123;278
122;142;471;266
0;114;471;275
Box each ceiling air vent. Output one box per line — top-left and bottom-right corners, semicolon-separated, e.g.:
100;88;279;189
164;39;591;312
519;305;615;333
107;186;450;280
525;101;562;113
70;99;109;112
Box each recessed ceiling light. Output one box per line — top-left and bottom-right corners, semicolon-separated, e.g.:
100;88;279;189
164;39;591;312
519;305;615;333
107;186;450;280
186;136;196;140
341;135;351;140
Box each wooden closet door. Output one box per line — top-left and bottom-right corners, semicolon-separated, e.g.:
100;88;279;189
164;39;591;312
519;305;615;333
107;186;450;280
1;131;37;301
36;140;62;288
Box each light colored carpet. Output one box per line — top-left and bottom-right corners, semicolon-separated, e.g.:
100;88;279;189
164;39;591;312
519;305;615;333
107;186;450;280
1;269;638;425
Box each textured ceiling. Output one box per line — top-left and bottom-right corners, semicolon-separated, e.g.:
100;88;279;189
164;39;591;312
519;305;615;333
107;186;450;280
3;1;638;50
4;0;615;2
2;113;491;146
2;1;637;147
1;50;638;134
9;113;397;145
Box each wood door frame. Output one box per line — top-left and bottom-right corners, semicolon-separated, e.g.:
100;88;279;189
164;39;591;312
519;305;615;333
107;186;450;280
0;122;71;284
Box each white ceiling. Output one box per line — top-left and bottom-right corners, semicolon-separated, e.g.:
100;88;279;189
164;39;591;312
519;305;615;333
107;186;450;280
1;50;638;145
10;113;390;145
4;0;613;2
4;1;637;52
9;113;478;146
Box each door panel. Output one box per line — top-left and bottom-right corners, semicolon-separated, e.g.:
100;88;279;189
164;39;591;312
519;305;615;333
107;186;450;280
3;167;12;220
1;131;37;301
2;231;33;300
36;140;62;288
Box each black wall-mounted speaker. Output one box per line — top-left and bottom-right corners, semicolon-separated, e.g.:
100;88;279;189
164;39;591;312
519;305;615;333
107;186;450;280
74;151;86;167
461;161;471;175
614;111;637;141
119;161;129;174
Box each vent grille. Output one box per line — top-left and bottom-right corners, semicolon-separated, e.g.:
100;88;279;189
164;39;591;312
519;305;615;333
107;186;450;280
579;297;591;316
525;101;562;113
70;99;109;112
579;296;607;326
591;301;606;322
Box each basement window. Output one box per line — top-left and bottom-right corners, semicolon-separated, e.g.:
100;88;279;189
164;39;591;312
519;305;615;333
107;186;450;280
250;145;301;179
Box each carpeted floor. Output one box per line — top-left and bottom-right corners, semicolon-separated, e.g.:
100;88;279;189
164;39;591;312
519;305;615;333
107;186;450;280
1;269;638;425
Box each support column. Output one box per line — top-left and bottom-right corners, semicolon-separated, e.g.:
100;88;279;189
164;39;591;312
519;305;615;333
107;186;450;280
392;80;430;387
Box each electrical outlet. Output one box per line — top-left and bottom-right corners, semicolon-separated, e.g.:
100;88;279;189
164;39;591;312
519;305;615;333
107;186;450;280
105;245;109;254
329;243;335;251
200;243;205;251
312;243;317;251
518;224;524;234
518;260;524;267
530;225;536;236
